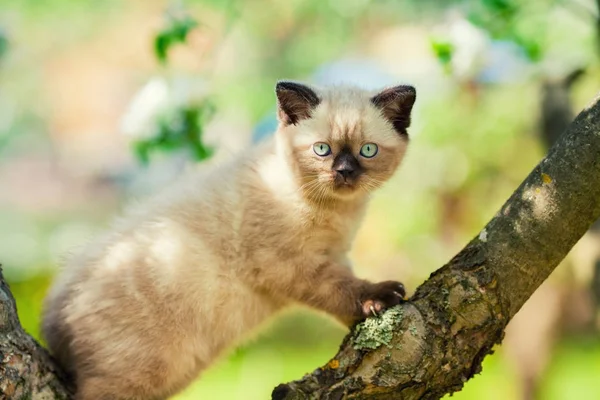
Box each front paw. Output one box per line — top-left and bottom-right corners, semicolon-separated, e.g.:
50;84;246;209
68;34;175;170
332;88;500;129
360;281;406;317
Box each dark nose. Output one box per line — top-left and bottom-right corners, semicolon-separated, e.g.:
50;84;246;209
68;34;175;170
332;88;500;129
336;167;356;180
333;149;362;182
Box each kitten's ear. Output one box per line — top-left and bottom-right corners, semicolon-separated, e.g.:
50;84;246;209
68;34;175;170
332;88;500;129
371;85;416;135
276;81;321;126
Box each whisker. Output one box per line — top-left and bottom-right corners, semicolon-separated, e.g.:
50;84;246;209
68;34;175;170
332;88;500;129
298;179;320;195
358;176;384;194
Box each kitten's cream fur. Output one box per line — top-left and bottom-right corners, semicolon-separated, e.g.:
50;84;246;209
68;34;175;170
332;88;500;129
42;82;416;399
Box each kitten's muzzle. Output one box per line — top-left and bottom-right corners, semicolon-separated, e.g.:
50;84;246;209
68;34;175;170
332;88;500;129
333;150;362;186
334;167;361;187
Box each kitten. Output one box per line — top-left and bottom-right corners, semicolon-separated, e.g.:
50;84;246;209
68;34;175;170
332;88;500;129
41;81;416;400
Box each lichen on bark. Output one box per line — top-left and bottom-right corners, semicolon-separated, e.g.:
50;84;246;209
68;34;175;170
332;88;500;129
353;306;404;350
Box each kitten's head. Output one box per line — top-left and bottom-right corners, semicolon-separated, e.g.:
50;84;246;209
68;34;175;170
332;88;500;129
275;81;416;202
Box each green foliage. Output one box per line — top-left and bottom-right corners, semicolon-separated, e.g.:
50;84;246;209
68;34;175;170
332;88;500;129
467;0;547;61
133;102;215;165
431;39;454;72
132;9;215;166
481;0;518;17
154;14;198;64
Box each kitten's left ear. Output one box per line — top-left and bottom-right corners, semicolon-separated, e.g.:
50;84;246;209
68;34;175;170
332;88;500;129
371;85;416;135
276;81;321;126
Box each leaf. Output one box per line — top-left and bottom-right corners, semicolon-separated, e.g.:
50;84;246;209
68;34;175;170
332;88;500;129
431;39;454;68
132;101;216;165
133;141;151;166
481;0;517;17
153;16;198;64
154;33;172;64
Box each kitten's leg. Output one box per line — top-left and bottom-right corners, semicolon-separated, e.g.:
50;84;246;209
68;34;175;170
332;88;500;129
306;262;406;325
260;259;406;325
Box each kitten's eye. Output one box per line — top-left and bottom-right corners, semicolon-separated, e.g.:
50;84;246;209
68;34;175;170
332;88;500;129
313;142;331;156
360;143;378;158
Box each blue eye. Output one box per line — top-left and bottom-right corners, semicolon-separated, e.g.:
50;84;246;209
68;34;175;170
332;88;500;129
313;142;331;156
360;143;378;158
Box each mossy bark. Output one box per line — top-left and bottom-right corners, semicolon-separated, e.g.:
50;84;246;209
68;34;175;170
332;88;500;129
273;95;600;400
0;269;73;399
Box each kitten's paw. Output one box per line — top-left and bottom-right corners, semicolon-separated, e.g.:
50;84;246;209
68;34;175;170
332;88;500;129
360;281;406;317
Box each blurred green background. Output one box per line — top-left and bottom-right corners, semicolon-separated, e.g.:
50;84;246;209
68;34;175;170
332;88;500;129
1;0;600;399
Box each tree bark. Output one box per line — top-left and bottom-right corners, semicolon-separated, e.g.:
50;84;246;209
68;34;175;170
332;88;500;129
2;93;600;400
272;94;600;400
0;268;73;399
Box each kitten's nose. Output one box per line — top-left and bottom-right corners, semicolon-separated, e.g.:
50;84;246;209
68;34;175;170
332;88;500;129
336;167;356;180
333;149;362;183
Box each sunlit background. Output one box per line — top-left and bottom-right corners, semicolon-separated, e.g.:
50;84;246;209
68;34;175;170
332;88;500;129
1;0;600;399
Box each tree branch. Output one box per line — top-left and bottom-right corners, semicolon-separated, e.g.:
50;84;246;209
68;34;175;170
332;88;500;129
0;267;73;399
273;94;600;399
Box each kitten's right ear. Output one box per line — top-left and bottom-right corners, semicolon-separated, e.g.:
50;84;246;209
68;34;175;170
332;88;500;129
276;81;321;126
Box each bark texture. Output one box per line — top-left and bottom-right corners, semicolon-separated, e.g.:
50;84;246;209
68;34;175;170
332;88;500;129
0;268;73;399
273;95;600;400
1;94;600;399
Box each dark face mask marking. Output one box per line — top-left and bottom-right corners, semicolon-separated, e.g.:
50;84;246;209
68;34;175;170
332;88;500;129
332;147;363;184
